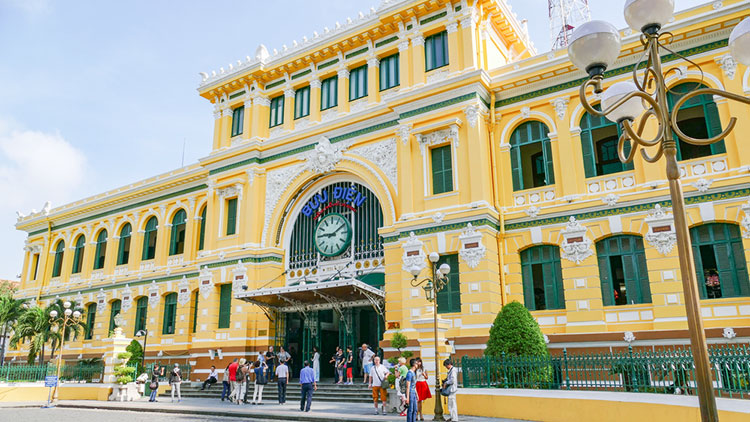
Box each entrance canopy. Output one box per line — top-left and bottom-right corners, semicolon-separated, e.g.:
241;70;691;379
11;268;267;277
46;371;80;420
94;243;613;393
235;278;385;316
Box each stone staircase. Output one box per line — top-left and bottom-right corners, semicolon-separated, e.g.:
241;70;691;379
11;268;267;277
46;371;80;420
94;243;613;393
164;380;374;404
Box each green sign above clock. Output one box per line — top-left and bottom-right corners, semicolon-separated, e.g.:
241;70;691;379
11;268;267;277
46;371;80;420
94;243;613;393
314;213;352;257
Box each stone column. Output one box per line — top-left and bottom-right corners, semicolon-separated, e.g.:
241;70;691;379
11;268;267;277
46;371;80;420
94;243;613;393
283;87;295;132
398;37;411;88
367;57;380;104
309;78;322;122
250;96;270;140
211;105;222;150
411;35;425;86
459;11;479;70
337;67;350;113
446;21;460;73
220;107;233;149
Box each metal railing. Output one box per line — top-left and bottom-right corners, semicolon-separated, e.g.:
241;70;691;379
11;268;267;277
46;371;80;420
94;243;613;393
0;364;104;383
461;345;750;399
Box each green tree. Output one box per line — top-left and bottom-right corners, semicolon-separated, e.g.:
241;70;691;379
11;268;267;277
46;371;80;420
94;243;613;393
126;339;143;371
114;352;136;384
9;306;53;364
0;293;26;366
485;301;548;358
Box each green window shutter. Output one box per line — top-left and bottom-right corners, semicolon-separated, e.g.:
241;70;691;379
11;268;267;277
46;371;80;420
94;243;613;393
510;145;523;191
321;76;338;110
597;236;651;306
226;198;237;236
431;145;453;194
231;106;244;137
93;230;107;270
349;66;368;101
580;128;596;178
294;86;310;119
52;241;64;277
705;101;726;154
117;224;131;265
521;250;536;310
690;227;708;299
218;284;232;328
109;300;121;333
192;291;199;333
169;210;186;256
162;293;177;335
72;236;85;274
553;248;565;309
436;254;460;314
542;138;555;185
521;246;565;311
635;247;652;304
379;54;400;91
425;31;449;72
85;303;96;340
269;96;284;127
198;207;206;251
134;297;148;336
597;243;614;306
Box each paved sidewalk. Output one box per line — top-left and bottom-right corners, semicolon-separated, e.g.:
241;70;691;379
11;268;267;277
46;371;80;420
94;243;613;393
0;397;530;422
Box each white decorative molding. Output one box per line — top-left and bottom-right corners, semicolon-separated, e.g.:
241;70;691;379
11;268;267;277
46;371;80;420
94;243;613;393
415;125;459;156
691;178;712;193
426;68;450;84
722;327;737;339
560;217;593;265
463;104;481;128
714;54;737;80
177;276;191;306
741;199;750;238
431;212;445;223
402;232;427;274
232;260;248;295
396;124;412;145
349;138;398;193
262;162;306;245
74;292;84;310
253;96;271;107
284;88;296;98
459;223;486;269
120;285;132;313
199;266;214;299
446;21;459;33
148;281;160;309
367;56;380;68
411;35;425;47
624;331;636;343
550;98;569;120
645;204;677;256
167;256;185;267
525;206;540;218
712;1;723;10
305;136;345;174
337;67;350;79
520;106;531;119
602;193;620;207
96;289;107;315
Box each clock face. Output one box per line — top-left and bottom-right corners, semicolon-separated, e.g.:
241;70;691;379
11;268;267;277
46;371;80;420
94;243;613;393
314;213;352;257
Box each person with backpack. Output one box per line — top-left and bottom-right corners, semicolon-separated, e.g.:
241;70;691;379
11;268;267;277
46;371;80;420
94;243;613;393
368;356;390;415
251;360;267;404
148;364;164;402
169;363;182;403
395;361;408;417
228;358;242;403
442;359;459;422
405;359;419;422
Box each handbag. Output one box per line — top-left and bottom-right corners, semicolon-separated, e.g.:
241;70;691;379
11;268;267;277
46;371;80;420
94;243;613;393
149;381;158;390
440;368;454;397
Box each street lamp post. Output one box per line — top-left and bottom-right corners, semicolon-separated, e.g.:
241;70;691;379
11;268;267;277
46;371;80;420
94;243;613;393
567;2;750;421
136;329;149;374
49;301;82;403
408;251;451;422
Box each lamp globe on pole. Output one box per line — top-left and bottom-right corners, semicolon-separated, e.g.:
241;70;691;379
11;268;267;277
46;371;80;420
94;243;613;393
63;301;71;309
729;17;750;66
601;81;646;123
568;20;621;77
624;0;675;33
49;310;58;319
64;308;73;317
438;263;451;276
73;311;81;319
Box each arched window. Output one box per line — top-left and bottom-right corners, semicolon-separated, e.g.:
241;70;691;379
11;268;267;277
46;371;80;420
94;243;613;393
142;217;158;261
169;209;187;256
134;296;148;336
580;106;633;177
117;224;131;266
509;121;555;191
93;230;107;270
84;303;96;340
690;223;750;299
162;293;177;335
596;235;652;306
198;206;206;251
108;299;121;333
667;82;726;161
71;235;86;274
521;245;565;311
52;240;65;277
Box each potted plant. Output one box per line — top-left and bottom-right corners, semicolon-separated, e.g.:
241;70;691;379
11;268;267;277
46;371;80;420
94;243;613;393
109;351;137;401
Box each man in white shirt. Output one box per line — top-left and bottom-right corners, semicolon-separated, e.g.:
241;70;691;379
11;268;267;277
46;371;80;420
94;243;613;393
361;343;375;384
201;365;219;390
443;359;459;421
368;356;390;415
275;361;289;404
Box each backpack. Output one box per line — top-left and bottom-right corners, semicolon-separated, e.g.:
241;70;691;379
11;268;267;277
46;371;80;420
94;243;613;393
399;377;407;396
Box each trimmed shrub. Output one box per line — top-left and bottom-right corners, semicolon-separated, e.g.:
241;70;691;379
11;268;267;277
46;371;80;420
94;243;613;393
485;301;548;358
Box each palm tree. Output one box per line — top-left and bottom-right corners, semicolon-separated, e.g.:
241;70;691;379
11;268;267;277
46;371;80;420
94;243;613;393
0;294;26;366
10;306;52;364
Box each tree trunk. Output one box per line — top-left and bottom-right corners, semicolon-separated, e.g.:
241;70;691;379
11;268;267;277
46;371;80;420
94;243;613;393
0;324;6;366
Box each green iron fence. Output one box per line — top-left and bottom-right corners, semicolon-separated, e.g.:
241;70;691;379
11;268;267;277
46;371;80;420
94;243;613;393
0;363;104;383
461;344;750;399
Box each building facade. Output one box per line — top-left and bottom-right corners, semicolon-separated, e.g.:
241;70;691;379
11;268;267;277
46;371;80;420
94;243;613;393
9;0;750;376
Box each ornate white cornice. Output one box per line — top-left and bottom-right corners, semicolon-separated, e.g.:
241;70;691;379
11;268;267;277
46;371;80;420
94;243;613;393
560;217;593;265
645;204;677;256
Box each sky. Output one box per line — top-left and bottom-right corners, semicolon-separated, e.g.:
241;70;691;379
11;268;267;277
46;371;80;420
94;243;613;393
0;0;709;280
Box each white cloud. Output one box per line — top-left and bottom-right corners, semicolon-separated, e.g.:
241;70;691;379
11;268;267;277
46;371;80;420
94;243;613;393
0;119;88;279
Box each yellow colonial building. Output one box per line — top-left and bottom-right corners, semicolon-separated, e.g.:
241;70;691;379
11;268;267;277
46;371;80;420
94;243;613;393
9;0;750;376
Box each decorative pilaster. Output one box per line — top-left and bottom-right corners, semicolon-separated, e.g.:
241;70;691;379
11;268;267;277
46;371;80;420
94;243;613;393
411;35;426;86
337;67;350;113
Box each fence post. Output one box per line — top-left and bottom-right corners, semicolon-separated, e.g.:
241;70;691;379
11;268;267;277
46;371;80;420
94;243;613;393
563;349;571;390
501;352;509;389
628;345;638;393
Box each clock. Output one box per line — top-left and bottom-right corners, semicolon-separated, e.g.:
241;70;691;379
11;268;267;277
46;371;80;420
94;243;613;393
314;213;352;257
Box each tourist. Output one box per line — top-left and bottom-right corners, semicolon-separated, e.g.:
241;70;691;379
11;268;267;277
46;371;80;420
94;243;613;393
228;358;242;403
277;346;291;380
398;357;408;378
335;347;345;384
415;357;431;421
443;359;458;422
275;359;289;404
299;360;317;412
361;343;375;384
240;358;253;404
329;346;340;383
148;364;164;402
312;346;320;382
345;345;354;385
220;362;231;402
265;346;276;382
405;359;419;422
169;363;182;403
201;365;219;390
368;356;390;415
252;360;267;405
394;361;407;417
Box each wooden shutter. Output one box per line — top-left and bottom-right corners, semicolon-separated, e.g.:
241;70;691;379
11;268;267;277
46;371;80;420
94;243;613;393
580;128;596;178
218;284;232;328
510;143;523;191
705;101;726;154
436;254;460;314
597;242;614;306
198;208;206;251
690;226;708;299
553;248;565;309
521;254;536;310
109;300;121;333
432;146;453;194
192;292;199;333
634;246;652;304
542;138;555;185
226;198;237;236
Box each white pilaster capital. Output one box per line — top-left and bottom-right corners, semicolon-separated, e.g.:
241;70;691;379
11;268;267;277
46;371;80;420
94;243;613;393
253;96;271;107
337;67;350;79
367;57;380;68
284;88;296;98
411;35;425;47
398;39;410;51
221;108;233;118
310;78;321;89
446;21;459;34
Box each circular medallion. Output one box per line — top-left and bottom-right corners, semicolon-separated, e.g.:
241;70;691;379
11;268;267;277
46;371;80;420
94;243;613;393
314;213;352;257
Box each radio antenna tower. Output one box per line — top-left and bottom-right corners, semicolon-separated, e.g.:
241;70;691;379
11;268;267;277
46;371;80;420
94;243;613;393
549;0;591;50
